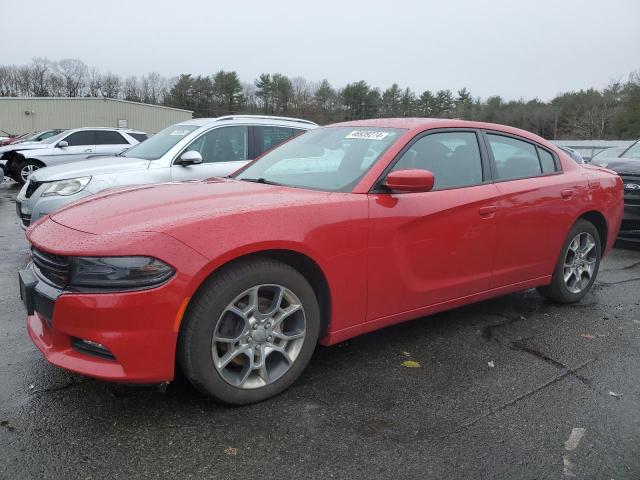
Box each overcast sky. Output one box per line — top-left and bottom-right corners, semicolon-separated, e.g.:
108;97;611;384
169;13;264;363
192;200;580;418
2;0;639;100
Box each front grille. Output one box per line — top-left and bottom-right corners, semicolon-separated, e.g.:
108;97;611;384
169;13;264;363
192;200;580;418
621;220;640;233
25;180;42;199
621;174;640;202
31;247;70;288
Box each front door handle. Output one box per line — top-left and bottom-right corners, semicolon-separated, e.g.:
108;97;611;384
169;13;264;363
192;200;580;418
561;189;574;199
479;205;497;217
84;148;93;153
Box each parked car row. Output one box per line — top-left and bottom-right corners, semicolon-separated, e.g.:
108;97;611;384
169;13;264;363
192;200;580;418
17;116;624;405
590;139;640;243
0;129;65;147
1;127;148;183
15;116;316;228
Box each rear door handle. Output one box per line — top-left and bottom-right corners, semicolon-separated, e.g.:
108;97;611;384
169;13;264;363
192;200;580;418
479;205;497;217
84;148;93;153
561;189;574;199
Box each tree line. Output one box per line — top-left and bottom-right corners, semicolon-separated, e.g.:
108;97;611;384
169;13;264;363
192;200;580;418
1;57;639;140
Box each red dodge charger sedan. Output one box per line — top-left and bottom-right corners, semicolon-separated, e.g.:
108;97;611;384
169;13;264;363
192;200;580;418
20;118;623;404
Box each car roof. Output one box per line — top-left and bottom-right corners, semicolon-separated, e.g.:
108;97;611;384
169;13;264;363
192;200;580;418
179;115;318;129
328;117;548;144
66;127;147;134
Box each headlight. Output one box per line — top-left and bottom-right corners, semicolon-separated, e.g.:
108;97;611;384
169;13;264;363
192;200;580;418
69;256;175;290
41;177;91;197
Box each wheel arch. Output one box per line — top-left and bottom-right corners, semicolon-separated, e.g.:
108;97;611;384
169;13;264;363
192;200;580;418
578;210;607;255
186;248;333;338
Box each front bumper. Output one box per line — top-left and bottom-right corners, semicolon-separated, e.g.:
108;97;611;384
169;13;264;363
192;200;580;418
21;261;182;383
22;219;209;384
16;187;92;230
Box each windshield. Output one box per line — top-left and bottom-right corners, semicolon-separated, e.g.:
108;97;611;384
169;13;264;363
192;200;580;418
235;127;405;192
122;124;199;160
622;141;640;160
41;131;69;144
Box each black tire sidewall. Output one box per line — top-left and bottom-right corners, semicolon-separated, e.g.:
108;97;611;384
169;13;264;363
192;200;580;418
180;259;320;405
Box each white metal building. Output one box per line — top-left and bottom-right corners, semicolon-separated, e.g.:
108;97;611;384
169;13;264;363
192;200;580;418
0;97;192;135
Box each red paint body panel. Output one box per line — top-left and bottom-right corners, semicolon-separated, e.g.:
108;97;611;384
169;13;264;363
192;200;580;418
24;118;624;383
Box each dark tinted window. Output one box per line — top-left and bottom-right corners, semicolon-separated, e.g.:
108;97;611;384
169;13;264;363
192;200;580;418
487;134;541;180
391;131;484;190
182;126;248;163
64;131;95;146
538;148;557;173
95;131;128;145
129;133;148;143
255;126;294;154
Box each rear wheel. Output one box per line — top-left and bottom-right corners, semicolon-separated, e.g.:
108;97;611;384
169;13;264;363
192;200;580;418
537;219;601;303
178;257;320;405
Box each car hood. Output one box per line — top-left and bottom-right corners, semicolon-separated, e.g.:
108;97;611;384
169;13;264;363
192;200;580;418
0;142;50;154
591;157;640;175
50;178;333;235
30;156;151;181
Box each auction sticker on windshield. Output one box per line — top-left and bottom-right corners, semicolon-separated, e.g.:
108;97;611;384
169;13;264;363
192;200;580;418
170;130;191;136
345;130;390;140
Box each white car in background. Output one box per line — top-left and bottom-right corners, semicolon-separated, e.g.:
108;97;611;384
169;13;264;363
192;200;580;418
1;127;148;183
16;115;317;228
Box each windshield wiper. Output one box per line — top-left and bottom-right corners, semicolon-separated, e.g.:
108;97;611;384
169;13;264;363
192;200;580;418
239;177;283;186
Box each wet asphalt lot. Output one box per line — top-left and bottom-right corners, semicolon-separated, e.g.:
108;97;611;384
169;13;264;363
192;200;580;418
0;181;639;480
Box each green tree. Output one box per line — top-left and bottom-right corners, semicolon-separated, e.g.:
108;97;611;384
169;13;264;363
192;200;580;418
400;87;417;116
433;89;454;117
271;73;293;113
455;87;473;119
381;83;401;116
419;90;435;116
255;73;272;113
212;70;243;114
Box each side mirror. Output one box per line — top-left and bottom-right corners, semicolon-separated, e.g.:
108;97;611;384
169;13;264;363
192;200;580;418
57;140;68;148
384;169;435;193
176;150;203;166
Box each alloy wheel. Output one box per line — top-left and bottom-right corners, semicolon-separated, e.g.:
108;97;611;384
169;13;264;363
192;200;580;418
212;284;306;389
563;232;597;294
20;164;38;182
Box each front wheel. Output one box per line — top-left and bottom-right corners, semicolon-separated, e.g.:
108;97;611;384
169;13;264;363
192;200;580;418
178;258;320;405
16;159;43;184
537;219;601;303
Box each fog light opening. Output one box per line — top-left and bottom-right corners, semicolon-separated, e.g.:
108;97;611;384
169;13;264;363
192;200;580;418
71;337;116;361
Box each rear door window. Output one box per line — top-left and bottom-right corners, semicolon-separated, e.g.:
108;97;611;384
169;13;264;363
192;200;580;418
63;130;96;146
95;131;129;145
254;126;295;156
537;148;557;173
128;133;148;143
487;134;541;180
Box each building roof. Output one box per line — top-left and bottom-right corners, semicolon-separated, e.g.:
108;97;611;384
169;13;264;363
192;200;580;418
0;96;192;114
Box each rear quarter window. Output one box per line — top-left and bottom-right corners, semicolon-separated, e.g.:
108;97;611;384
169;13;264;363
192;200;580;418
129;133;148;143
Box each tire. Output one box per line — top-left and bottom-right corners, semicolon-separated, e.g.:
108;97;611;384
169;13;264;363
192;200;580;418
16;159;43;184
178;257;320;405
537;219;601;304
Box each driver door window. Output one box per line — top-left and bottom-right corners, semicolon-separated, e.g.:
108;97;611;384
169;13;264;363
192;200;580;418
63;131;96;147
55;131;96;162
171;126;249;182
390;131;484;190
183;126;248;164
